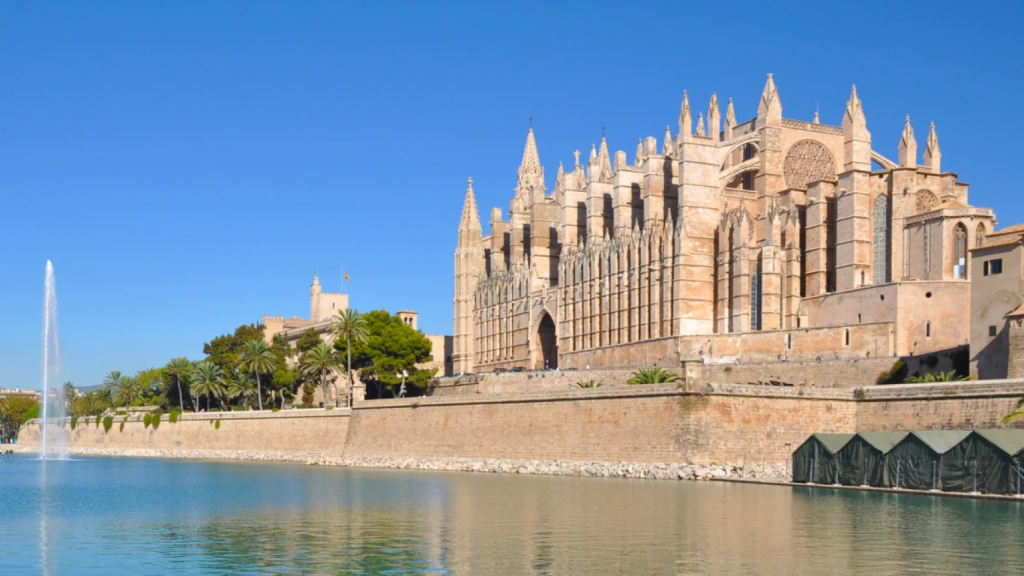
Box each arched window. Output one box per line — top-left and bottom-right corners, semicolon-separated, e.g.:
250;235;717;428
872;195;889;285
953;224;967;279
976;223;987;248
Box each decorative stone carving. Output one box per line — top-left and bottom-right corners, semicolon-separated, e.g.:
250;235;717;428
784;140;836;190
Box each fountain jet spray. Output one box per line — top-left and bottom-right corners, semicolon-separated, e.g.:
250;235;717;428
40;260;67;460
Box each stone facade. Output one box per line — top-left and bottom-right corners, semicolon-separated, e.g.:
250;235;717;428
454;76;994;376
969;226;1024;379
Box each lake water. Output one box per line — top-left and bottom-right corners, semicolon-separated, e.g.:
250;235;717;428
1;456;1023;575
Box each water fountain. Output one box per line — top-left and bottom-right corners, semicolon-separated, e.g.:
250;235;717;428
39;260;67;460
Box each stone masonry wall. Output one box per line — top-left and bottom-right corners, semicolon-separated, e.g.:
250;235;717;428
19;380;1024;468
18;409;351;453
345;384;856;464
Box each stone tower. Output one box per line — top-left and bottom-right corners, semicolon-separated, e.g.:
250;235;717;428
453;178;485;374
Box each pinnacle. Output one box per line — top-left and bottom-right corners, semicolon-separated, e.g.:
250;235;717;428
758;74;782;120
515;127;545;197
458;177;482;233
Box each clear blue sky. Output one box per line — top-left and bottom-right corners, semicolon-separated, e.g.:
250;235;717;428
2;1;1022;389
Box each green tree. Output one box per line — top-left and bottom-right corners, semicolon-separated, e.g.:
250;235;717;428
0;396;40;440
227;375;259;410
238;339;274;410
190;361;227;412
272;368;298;408
63;382;77;406
102;370;123;390
332;310;436;399
166;357;192;412
332;309;369;406
202;323;266;373
627;367;681;385
116;375;145;409
295;328;323;356
300;343;340;407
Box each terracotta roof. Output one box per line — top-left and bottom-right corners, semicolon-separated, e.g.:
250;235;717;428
971;233;1024;251
990;223;1024;236
1007;304;1024;318
933;200;968;210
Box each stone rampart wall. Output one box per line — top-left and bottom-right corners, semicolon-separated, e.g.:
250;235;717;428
432;368;637;396
346;384;856;464
679;322;894;364
19;380;1024;468
856;379;1024;431
19;409;351;453
559;337;679;370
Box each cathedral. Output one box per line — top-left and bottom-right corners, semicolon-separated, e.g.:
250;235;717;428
453;76;995;375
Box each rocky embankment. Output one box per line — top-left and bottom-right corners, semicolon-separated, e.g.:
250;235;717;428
12;445;787;481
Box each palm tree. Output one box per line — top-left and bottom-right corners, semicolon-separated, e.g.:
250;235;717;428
904;371;971;383
627;367;681;385
227;375;258;410
190;361;227;412
333;309;369;407
238;339;274;410
102;370;122;394
300;343;340;408
166;357;191;412
117;375;143;409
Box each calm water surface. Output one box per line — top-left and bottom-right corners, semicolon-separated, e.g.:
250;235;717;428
1;456;1022;575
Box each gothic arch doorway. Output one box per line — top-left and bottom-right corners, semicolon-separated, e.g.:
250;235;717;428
535;312;558;370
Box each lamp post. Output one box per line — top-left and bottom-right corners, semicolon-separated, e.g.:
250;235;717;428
397;370;409;398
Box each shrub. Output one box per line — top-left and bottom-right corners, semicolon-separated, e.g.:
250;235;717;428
150;409;163;430
877;360;907;385
143;414;152;429
576;380;602;388
627;367;681;385
95;416;102;428
1003;398;1024;426
214;419;221;430
168;410;180;424
119;418;126;432
854;388;867;400
271;408;280;413
102;416;113;433
904;371;971;383
70;415;78;430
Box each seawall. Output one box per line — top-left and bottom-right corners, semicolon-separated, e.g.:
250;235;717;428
18;380;1024;472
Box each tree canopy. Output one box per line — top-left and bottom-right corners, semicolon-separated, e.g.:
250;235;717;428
332;310;436;398
202;323;265;372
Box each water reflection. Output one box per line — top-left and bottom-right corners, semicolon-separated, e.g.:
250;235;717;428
2;456;1023;575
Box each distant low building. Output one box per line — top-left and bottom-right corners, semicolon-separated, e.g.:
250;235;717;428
0;388;40;401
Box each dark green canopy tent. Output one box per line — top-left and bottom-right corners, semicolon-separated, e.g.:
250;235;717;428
883;430;970;490
792;433;853;484
836;432;907;486
939;430;1024;494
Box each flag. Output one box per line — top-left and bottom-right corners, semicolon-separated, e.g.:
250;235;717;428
344;272;352;282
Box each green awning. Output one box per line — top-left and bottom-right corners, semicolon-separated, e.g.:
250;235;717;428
812;433;855;454
975;429;1024;457
857;432;909;454
910;430;971;455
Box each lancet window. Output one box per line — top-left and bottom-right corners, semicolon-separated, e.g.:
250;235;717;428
872;194;889;285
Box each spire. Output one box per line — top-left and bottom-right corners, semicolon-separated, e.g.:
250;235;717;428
597;137;613;180
458;177;482;234
843;85;867;132
924;122;941;173
554;161;565;195
590;143;597;161
842;84;871;171
678;90;693;136
898;115;917;168
707;93;721;141
696;113;706;137
813;110;820;124
663;126;675;157
515;128;546;202
635;138;643;166
724;97;736;140
757;74;782;126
